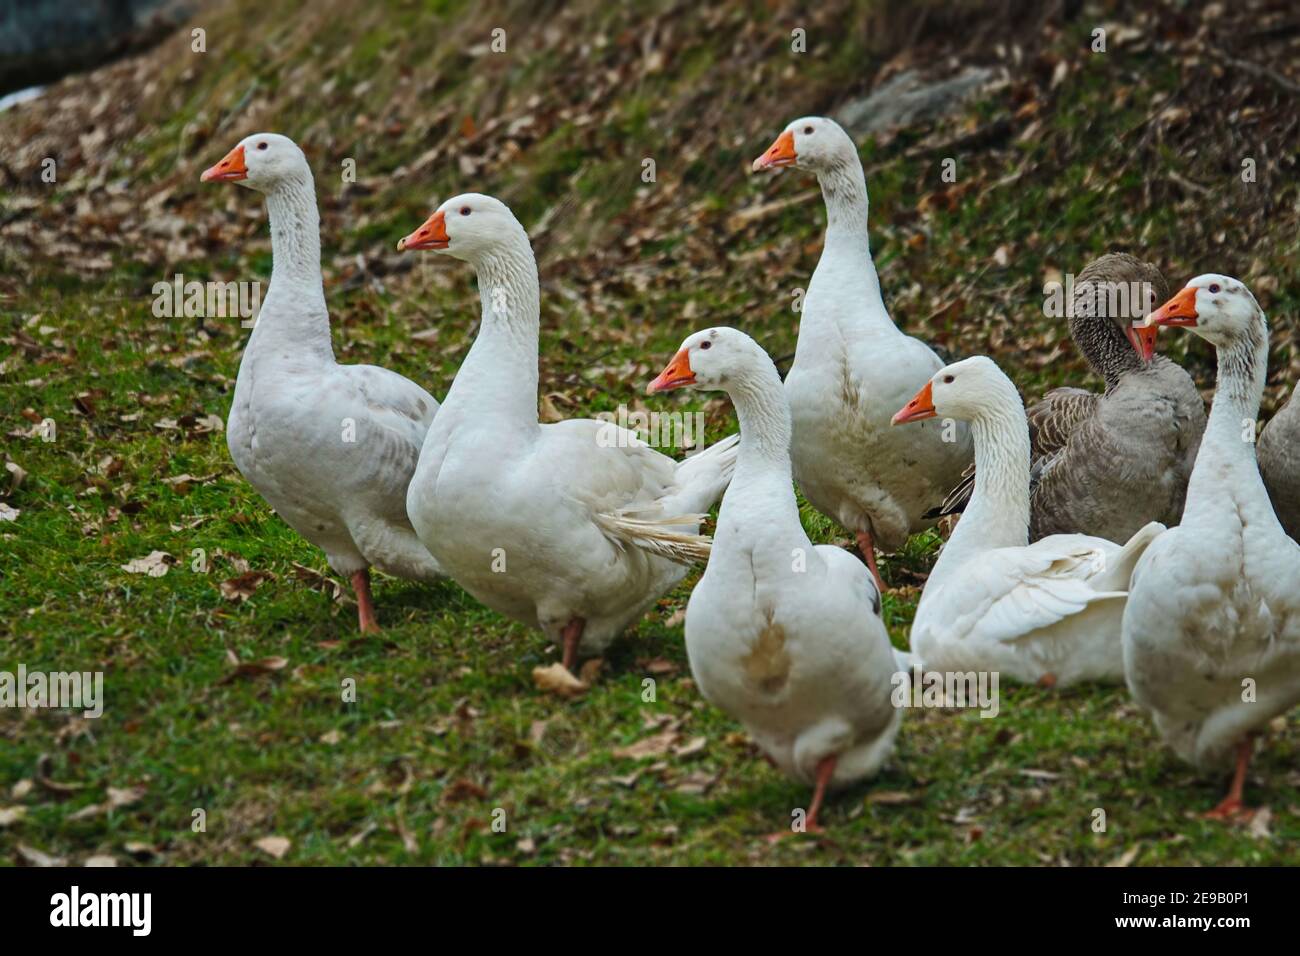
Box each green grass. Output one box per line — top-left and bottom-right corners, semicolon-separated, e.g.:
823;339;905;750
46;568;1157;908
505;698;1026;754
2;0;1298;865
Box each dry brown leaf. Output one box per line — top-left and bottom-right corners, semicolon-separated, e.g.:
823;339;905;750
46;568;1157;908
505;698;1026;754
1106;844;1141;868
0;806;26;827
672;736;707;758
18;844;66;867
219;570;274;601
218;655;289;685
612;729;679;760
120;550;175;577
443;778;487;804
531;663;587;697
867;790;922;806
254;836;291;859
1248;806;1272;839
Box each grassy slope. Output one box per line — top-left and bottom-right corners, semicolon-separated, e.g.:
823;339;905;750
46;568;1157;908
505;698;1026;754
2;0;1298;865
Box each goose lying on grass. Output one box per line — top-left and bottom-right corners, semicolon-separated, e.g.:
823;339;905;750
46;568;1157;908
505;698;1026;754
397;195;739;675
892;356;1162;687
201;133;443;632
929;254;1205;542
752;115;972;592
1124;274;1300;819
649;327;901;836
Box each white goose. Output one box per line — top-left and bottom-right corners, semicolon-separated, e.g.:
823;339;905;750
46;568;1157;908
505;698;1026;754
649;327;900;833
1124;274;1300;819
892;357;1163;687
201;133;442;632
396;194;739;672
753;116;972;590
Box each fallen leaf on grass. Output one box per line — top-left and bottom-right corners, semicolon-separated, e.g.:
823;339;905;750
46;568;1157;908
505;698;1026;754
219;570;274;601
67;784;147;821
254;836;291;860
1106;844;1141;868
122;842;156;860
672;736;707;758
637;656;679;675
1018;769;1061;781
291;563;343;600
532;663;587;697
0;503;18;522
218;655;289;685
160;472;220;493
120;550;175;577
1248;806;1272;839
578;658;604;685
0;806;26;827
18;844;66;867
612;729;679;760
84;855;117;867
442;779;487;804
36;753;86;793
866;790;922;806
319;730;343;745
5;461;27;492
674;771;719;795
345;823;377;849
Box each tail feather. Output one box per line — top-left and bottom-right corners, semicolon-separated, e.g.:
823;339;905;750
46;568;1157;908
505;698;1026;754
661;432;740;516
593;509;712;565
1091;521;1165;592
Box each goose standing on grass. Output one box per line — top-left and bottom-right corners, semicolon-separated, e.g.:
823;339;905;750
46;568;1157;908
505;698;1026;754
752;116;972;591
1123;275;1300;819
649;327;901;834
929;254;1205;541
201;133;442;632
1257;389;1300;540
396;195;739;674
892;357;1163;687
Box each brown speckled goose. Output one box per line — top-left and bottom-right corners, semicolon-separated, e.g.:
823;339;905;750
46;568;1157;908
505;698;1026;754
1258;389;1300;540
931;254;1206;542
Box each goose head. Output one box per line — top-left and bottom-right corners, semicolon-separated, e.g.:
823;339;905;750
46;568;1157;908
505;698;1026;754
647;327;766;394
200;133;309;191
892;356;1019;426
1145;274;1264;349
752;116;856;174
397;192;526;262
1070;253;1168;364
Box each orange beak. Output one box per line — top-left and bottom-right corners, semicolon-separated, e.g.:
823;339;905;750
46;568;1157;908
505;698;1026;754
1145;285;1199;329
1125;323;1160;363
648;349;696;394
397;210;449;251
891;380;936;425
200;144;248;183
752;130;797;172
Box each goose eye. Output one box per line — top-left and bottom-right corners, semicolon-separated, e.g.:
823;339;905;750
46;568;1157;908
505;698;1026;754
1208;283;1220;293
257;142;268;150
943;374;954;384
460;207;471;216
699;341;712;350
803;126;813;134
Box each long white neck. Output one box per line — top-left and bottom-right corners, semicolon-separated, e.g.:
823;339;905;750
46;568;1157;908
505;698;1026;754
715;357;806;553
1183;315;1270;523
440;230;542;426
246;171;333;362
926;394;1031;594
795;157;897;358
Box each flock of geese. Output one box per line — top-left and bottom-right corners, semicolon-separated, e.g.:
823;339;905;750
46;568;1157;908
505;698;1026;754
198;115;1300;833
